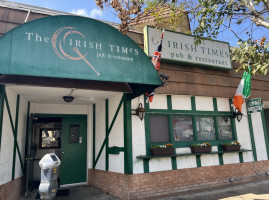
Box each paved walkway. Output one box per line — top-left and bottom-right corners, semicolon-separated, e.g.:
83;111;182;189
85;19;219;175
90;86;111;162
158;179;269;200
21;185;119;200
21;179;269;200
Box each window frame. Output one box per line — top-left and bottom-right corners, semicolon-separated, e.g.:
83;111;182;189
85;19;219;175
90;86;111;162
145;97;237;150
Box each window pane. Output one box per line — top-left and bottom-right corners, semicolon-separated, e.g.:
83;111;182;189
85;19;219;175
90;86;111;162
69;125;80;143
172;116;193;141
218;117;233;140
41;129;61;148
196;117;216;140
150;115;169;143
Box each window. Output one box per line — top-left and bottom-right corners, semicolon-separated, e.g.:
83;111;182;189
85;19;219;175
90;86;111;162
196;117;216;141
150;115;169;143
218;116;233;140
40;128;61;149
148;113;234;146
172;116;193;141
69;125;80;143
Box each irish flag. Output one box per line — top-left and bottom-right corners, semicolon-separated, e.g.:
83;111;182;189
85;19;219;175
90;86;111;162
233;67;251;112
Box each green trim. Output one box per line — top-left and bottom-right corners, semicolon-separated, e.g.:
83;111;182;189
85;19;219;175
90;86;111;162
0;85;5;152
191;96;196;111
196;155;201;167
167;95;177;169
24;102;31;196
108;146;124;154
12;95;20;180
143;159;149;173
105;99;109;171
229;99;238;141
24;102;30;162
137;149;252;159
247;113;257;161
171;157;177;170
214;98;223;165
124;94;133;174
144;95;238;170
167;95;172;110
94;95;125;168
34;114;87;118
92;104;96;169
261;109;269;160
144;95;150;172
4;92;24;175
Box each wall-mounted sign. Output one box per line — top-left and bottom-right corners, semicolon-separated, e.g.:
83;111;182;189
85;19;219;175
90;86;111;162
247;98;263;113
0;16;161;87
144;26;232;70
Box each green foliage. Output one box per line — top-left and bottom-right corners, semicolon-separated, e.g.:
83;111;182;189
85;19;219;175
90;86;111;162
232;37;269;75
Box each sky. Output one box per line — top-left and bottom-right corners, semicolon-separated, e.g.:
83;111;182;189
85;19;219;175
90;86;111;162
5;0;269;47
7;0;120;23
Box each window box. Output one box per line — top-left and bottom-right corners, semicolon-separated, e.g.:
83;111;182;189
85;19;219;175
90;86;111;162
150;148;174;156
191;146;212;153
221;145;241;151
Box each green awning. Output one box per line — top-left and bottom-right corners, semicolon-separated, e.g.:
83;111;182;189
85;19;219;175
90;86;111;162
0;15;162;96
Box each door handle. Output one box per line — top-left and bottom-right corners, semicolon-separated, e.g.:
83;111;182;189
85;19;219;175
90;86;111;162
62;151;64;154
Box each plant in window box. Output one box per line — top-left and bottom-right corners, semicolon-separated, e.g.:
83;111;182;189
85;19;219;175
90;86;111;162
190;143;212;153
221;141;241;151
150;144;174;156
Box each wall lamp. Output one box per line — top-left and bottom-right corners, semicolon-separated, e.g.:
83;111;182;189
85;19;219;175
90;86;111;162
232;108;243;122
136;103;146;121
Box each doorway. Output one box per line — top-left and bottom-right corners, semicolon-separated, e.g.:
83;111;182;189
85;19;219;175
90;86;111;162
27;115;87;189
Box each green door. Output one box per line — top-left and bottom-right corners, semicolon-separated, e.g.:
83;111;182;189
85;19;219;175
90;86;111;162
60;116;87;185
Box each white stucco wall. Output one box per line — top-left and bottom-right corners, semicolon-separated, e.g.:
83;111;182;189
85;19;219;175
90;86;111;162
217;98;230;111
235;104;253;163
131;94;267;174
95;100;106;171
172;95;192;110
132;96;146;174
196;96;214;111
176;148;196;169
0;87;28;185
108;94;124;173
30;103;89;115
251;112;267;161
149;94;167;109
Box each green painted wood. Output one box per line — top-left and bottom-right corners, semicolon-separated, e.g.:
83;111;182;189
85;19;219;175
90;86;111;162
167;95;172;110
106;99;109;171
213;98;223;165
143;159;149;173
247;113;257;161
24;102;32;196
261;109;269;160
171;157;177;170
108;146;124;154
191;96;196;111
61;116;87;185
0;16;162;88
229;99;238;141
0;85;5;152
124;94;133;174
167;95;177;169
136;149;252;159
239;152;244;163
94;95;125;168
196;155;201;167
24;102;30;163
12;95;20;180
92;104;96;169
144;94;151;174
4;92;24;173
